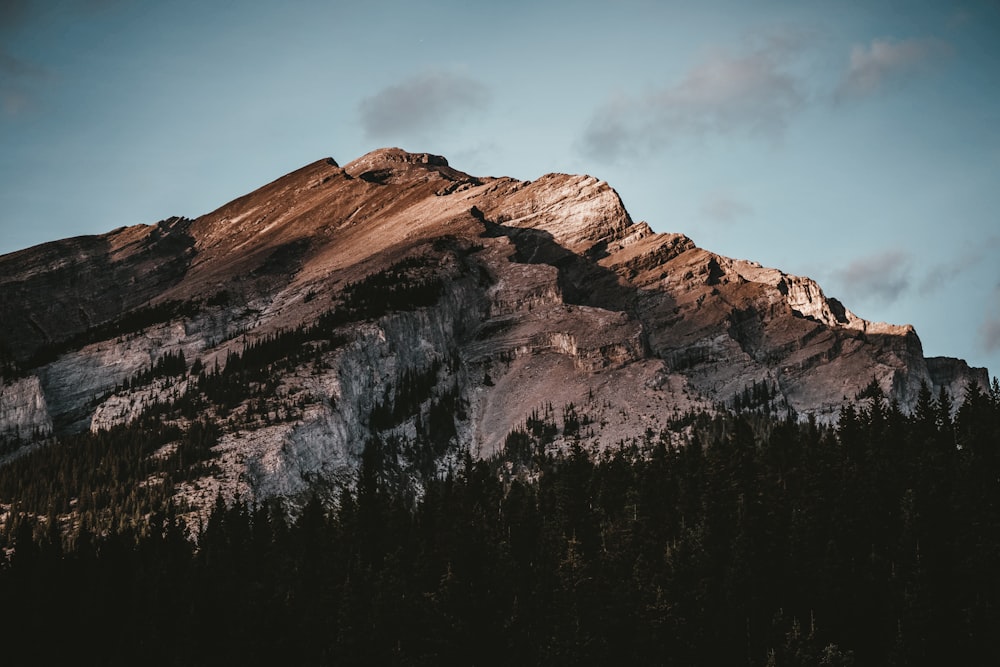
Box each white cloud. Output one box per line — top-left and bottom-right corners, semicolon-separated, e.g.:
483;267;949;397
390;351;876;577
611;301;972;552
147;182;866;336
834;250;912;305
358;70;489;140
834;37;952;100
581;39;806;161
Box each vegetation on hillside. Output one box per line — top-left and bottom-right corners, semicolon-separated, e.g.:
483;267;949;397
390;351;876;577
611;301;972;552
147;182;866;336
1;379;998;665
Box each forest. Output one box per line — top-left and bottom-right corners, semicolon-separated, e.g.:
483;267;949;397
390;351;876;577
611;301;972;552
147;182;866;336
0;379;998;666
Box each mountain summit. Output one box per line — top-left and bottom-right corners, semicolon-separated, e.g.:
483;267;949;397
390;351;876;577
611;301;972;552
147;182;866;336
0;148;987;506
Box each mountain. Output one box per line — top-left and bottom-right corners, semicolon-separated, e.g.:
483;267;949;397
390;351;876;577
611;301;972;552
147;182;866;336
0;148;988;509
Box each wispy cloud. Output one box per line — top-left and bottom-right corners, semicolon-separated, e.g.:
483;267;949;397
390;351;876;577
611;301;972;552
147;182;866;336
0;50;44;78
448;141;502;171
358;70;489;140
834;37;952;101
0;49;47;116
919;236;1000;294
834;250;912;305
946;9;972;31
581;37;807;161
700;193;753;225
982;319;1000;353
0;1;50;117
981;283;1000;353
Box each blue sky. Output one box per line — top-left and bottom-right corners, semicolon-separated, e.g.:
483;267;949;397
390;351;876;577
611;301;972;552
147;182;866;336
2;0;999;380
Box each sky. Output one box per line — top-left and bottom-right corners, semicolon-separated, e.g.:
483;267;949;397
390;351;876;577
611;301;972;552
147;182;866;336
1;0;998;381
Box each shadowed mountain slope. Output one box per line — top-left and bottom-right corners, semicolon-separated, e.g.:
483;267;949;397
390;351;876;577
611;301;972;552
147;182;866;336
0;147;987;506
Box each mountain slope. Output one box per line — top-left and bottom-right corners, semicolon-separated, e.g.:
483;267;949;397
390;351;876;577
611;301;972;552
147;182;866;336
0;148;988;507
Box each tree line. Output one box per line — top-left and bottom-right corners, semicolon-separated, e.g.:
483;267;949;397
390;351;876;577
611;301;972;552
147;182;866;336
0;379;998;665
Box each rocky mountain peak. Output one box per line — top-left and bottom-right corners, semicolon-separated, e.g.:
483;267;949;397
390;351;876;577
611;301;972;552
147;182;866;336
0;147;989;509
347;147;448;168
343;147;470;184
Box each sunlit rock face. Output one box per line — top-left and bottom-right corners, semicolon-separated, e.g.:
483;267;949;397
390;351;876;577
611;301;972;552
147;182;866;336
0;148;987;507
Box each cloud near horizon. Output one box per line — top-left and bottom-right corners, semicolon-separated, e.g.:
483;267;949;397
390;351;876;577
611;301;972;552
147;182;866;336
834;250;911;305
834;37;952;100
581;40;806;161
358;70;489;140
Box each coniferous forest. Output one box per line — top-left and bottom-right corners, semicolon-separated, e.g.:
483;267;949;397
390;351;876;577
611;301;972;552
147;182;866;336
1;381;999;666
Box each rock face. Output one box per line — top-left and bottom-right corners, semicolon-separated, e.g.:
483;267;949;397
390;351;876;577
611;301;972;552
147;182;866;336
0;147;989;505
0;376;52;452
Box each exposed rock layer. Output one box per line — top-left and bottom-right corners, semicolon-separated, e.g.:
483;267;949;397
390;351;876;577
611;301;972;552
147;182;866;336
0;147;988;504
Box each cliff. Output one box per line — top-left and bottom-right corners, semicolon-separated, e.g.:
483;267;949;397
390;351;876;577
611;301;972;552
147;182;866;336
0;147;988;509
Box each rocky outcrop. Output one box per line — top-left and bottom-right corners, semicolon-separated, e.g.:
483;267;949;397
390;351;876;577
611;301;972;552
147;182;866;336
927;356;990;404
0;217;195;362
477;173;637;255
0;376;52;447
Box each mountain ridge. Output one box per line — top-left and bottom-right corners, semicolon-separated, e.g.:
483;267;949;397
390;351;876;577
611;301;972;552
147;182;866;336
0;147;989;507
